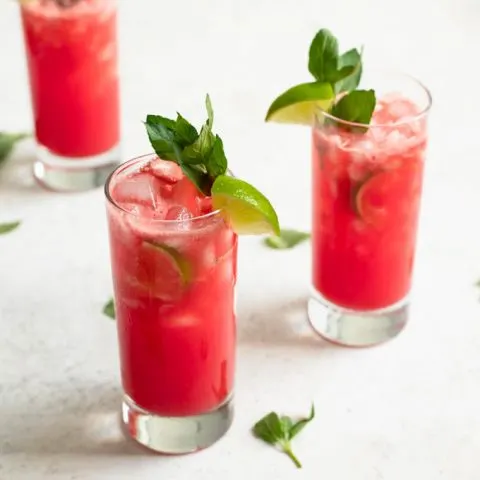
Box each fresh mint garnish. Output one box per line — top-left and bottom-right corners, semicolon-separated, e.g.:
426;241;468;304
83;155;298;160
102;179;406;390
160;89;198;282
0;221;21;235
329;89;376;132
265;28;374;129
0;132;29;166
145;94;227;195
103;298;115;319
264;229;310;249
252;404;315;469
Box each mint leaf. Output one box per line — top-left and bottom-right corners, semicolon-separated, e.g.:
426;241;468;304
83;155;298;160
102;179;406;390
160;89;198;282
308;28;339;83
103;298;115;319
252;405;315;468
264;229;310;249
145;115;177;161
329;89;376;132
174;113;198;147
0;132;29;165
183;124;215;164
172;143;212;195
335;48;362;93
288;404;315;439
0;221;21;235
205;135;227;177
205;94;214;127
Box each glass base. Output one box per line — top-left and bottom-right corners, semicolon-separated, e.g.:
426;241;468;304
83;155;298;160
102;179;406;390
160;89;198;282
308;288;409;347
33;144;121;192
121;394;234;454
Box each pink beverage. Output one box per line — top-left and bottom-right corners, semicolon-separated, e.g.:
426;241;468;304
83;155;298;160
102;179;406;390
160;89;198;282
105;154;237;453
308;73;432;347
20;0;120;191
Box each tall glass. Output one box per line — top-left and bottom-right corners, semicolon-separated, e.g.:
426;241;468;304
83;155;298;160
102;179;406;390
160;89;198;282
20;0;120;192
308;72;432;347
105;155;237;453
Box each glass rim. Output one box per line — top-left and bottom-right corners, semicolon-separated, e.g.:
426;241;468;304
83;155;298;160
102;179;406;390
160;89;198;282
314;71;433;130
104;153;224;226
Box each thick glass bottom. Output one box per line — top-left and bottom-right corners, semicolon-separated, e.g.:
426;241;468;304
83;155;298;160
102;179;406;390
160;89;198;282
122;394;234;454
308;288;409;347
33;144;121;192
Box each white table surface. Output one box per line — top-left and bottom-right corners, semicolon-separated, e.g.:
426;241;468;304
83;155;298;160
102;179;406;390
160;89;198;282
1;0;479;478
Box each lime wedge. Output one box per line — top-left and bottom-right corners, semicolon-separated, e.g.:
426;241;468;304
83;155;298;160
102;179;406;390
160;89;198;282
265;81;334;125
211;175;280;236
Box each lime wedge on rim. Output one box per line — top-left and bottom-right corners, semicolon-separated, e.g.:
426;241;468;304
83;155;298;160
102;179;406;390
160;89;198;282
211;175;280;236
265;81;334;125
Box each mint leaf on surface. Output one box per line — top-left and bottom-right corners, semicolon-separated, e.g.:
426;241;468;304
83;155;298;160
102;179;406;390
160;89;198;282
205;93;214;127
0;132;29;165
0;221;21;235
103;298;115;319
252;404;315;468
329;89;376;132
288;404;315;439
308;28;339;83
264;229;310;249
182;124;215;164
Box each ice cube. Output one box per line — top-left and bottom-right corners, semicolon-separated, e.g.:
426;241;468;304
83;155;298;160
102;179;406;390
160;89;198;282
149;158;183;184
171;177;202;216
112;172;159;208
165;206;193;222
197;197;213;215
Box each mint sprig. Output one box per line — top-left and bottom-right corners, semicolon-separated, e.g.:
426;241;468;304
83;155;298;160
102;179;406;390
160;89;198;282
145;95;227;195
252;404;315;468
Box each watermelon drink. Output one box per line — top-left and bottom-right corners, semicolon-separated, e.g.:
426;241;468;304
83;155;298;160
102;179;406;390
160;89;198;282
105;96;279;453
308;73;432;346
20;0;120;191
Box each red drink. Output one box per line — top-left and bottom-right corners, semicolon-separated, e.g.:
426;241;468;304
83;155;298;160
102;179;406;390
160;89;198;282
308;74;432;346
20;0;120;191
105;154;237;451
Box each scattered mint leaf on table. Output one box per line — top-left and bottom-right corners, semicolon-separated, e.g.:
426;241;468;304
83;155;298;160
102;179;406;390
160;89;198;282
0;132;29;165
103;298;115;319
0;221;21;235
264;229;310;249
252;404;315;468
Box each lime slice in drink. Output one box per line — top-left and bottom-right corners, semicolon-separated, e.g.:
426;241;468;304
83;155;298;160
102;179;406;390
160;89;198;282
211;175;280;236
137;241;191;300
354;164;417;226
265;81;334;125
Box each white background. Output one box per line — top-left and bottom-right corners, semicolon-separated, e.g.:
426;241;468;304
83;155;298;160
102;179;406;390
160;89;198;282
1;0;479;478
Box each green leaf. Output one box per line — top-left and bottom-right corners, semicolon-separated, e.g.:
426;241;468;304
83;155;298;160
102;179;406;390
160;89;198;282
288;404;315;439
252;404;315;469
253;412;284;444
103;298;115;319
205;94;214;127
182;124;215;164
0;132;29;165
264;229;310;249
144;115;177;161
308;28;339;83
205;135;227;177
335;48;362;93
172;143;212;195
329;89;376;132
0;221;21;235
174;113;198;147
